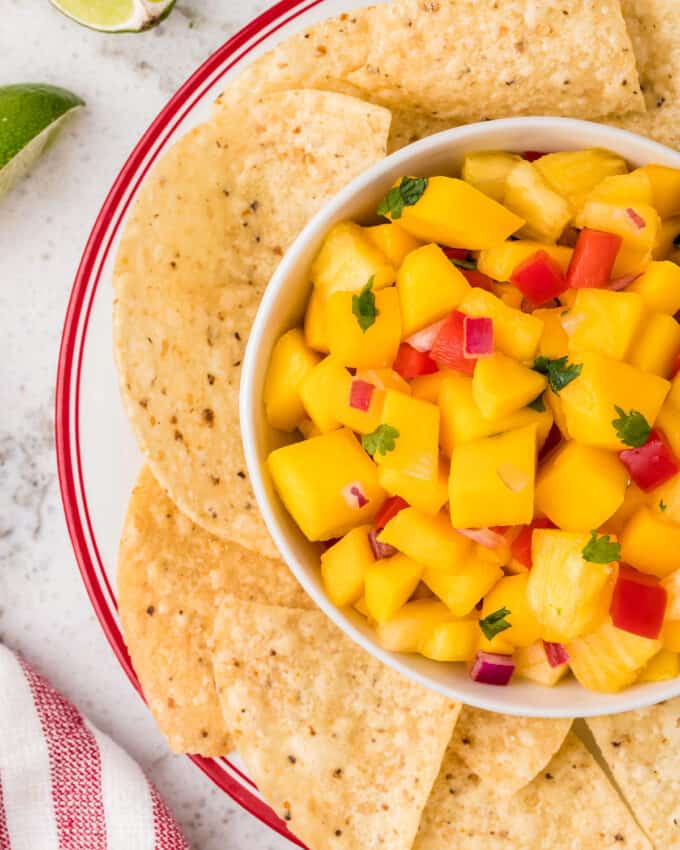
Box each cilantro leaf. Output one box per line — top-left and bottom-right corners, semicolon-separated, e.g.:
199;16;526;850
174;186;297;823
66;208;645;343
362;424;399;457
581;530;621;564
377;176;428;220
450;257;477;270
532;356;582;393
479;607;512;641
612;406;651;448
527;394;546;412
660;499;668;512
352;277;379;332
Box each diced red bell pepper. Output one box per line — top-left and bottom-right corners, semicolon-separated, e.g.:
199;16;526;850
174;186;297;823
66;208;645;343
510;250;568;305
610;565;668;639
374;495;409;530
349;379;375;412
566;228;622;289
511;518;556;568
430;310;475;375
462;269;495;292
522;151;546;162
619;428;679;492
393;343;438;379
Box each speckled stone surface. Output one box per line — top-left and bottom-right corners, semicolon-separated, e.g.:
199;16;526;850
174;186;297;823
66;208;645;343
0;2;290;847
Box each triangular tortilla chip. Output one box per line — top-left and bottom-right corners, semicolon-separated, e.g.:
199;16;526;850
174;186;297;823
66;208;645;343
117;466;311;755
414;731;652;850
113;90;391;557
587;699;680;847
212;600;460;850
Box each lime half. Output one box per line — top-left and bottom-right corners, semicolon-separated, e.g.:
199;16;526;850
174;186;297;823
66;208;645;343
50;0;176;32
0;84;84;199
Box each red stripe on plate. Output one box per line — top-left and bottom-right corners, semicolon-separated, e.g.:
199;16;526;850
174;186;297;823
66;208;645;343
0;773;10;850
149;781;190;850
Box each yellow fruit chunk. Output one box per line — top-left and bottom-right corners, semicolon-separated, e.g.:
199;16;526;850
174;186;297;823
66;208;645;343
472;353;547;420
612;243;653;279
661;568;680;620
662;620;680;652
515;641;569;687
568;619;660;692
641;164;680;219
628;260;680;315
304;289;329;353
533;148;627;211
423;556;502;616
420;619;478;662
364;222;423;267
492;282;524;309
637;649;680;683
574;201;660;263
375;390;439;481
503;160;571;243
601;482;649;535
667;373;680;409
461;150;522;202
620;507;680;578
628;312;680;378
657;402;680;460
534;308;569;359
364;554;422;624
396;243;470;336
449;425;536;528
267;428;384;541
298;418;322;440
545;389;570;439
299;356;347;433
311;221;395;298
355;367;411;395
653;217;680;259
459;288;543;362
326;286;401;369
410;369;449;403
379;508;471;572
528;529;617;643
376;599;452;652
565;289;646;360
264;328;321;431
377;458;449;516
481;574;542;648
335;376;384;435
653;473;680;523
354;595;370;618
478;240;573;282
558;288;577;309
392;175;524;249
321;525;374;606
559;352;669;450
585;169;653;206
535;442;627;532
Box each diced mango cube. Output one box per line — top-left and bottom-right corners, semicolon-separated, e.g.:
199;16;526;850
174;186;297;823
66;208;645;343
423;556;502;616
410;369;449;403
601;482;649;535
376;598;452;652
458;288;543;362
492;282;524;309
534;307;570;359
628;260;680;315
637;648;680;682
354;595;370;618
545;389;570;439
612;243;653;279
335;376;384;435
264;328;321;431
379;508;471;572
268;428;385;541
393;175;524;249
298;418;322;440
559;352;670;450
304;288;330;353
533;148;627;210
377;457;449;515
478;240;573;282
528;529;617;642
535;442;627;532
574;200;660;254
620;507;680;577
396;243;470;336
364;222;423;267
652;473;680;524
364;553;422;624
641;164;680;219
419;619;478;662
515;641;569;687
472;352;547;419
568;619;660;692
662;620;680;652
628;312;680;378
461;150;522;202
657;402;680;461
449;425;536;527
652;217;680;259
481;573;542;648
503;160;571;243
565;289;646;360
375;390;439;481
326;286;401;369
355;367;411;395
321;525;374;606
311;221;395;298
299;356;347;433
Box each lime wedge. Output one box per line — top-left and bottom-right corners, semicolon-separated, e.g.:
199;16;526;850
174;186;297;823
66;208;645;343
0;84;84;199
49;0;175;31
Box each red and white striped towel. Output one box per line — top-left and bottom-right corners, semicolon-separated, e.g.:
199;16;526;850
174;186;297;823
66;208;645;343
0;644;190;850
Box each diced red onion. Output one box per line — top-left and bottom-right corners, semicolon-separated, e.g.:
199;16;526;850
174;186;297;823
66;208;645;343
342;481;368;509
470;651;515;686
349;379;375;412
405;318;447;353
463;316;494;358
369;528;397;559
626;207;646;230
606;273;640;291
543;641;569;667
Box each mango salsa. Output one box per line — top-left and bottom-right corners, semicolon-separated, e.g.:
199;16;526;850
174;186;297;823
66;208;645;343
374;390;439;481
321;525;374;606
311;221;395;298
379;507;471;572
364;554;422;624
326;286;401;368
375;599;452;652
377;457;449;515
264;328;321;431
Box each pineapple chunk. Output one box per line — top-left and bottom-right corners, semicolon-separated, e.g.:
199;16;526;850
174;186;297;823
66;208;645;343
503;160;571;243
533;148;627;211
472;352;547;419
264;328;321;431
379;508;471;572
364;554;422;624
377;457;449;516
326;286;401;369
568;619;660;692
461;151;522;202
515;641;569;686
620;507;680;578
364;222;423;267
478;240;573;281
584;169;653;206
565;289;646;361
311;221;395;298
637;648;680;682
304;289;329;353
423;556;502;617
299;356;348;433
321;525;374;606
628;260;680;315
573;200;660;255
481;574;543;648
376;599;452;652
375;390;439;481
458;287;544;362
419;618;478;661
628;312;680;378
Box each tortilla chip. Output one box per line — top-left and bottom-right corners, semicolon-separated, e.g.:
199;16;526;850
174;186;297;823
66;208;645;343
117;466;311;756
414;731;651;850
212;600;460;850
387;109;457;154
452;707;572;796
587;699;680;847
113;90;391;556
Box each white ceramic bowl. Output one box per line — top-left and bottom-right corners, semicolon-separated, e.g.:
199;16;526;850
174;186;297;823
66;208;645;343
241;116;680;717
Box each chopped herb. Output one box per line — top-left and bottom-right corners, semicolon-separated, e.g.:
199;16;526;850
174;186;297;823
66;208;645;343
352;277;378;332
612;406;651;448
450;257;477;270
532;355;582;393
479;607;512;641
527;394;546;412
362;424;399;457
660;499;668;512
582;530;621;564
673;233;680;248
377;176;428;220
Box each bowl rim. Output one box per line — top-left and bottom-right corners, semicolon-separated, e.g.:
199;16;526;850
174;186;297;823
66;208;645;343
241;115;680;718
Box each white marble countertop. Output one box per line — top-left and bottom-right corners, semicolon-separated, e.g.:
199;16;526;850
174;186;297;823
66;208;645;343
0;2;290;847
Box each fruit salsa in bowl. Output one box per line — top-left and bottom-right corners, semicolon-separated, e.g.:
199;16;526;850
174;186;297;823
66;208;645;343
241;117;680;717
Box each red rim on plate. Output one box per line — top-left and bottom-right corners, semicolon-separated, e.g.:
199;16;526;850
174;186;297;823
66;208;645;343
54;1;335;844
